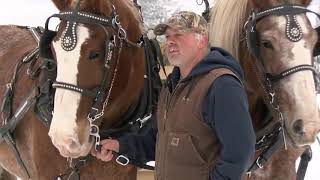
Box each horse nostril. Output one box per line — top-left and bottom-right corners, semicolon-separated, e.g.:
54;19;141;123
292;119;305;136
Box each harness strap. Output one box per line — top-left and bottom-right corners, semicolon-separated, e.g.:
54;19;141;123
55;155;93;180
0;26;42;180
1;27;41;124
0;87;38;179
144;36;156;114
202;0;210;21
9;88;38;133
296;146;312;180
255;122;281;151
99;114;152;139
247;125;283;172
1;83;13;125
3;133;31;179
99;37;162;134
97;37;162;170
150;38;167;78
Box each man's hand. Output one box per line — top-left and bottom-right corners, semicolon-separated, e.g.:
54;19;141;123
91;139;120;162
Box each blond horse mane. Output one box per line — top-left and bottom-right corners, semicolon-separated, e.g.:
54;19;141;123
208;0;249;60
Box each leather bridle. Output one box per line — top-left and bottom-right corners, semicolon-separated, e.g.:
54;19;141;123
244;5;320;178
43;0;142;150
245;4;320;90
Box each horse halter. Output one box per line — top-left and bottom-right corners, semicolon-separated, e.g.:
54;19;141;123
245;4;320;93
41;1;128;150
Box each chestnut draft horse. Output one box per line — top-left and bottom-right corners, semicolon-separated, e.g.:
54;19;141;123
0;0;161;179
209;0;320;179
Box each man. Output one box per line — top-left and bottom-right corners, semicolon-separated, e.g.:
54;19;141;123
92;11;255;180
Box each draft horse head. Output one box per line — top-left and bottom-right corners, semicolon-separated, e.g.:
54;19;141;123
209;0;320;147
245;0;320;146
43;0;144;158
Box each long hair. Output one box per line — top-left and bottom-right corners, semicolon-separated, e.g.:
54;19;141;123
208;0;249;59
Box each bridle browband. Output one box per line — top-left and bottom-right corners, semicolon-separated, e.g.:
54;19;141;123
244;4;319;177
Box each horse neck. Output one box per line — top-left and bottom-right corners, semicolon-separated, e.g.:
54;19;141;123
239;46;270;131
98;1;144;127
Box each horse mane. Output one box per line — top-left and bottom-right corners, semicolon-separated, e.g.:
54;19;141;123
124;0;144;31
208;0;249;60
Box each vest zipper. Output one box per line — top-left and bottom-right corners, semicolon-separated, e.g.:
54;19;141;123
160;82;182;179
164;82;181;130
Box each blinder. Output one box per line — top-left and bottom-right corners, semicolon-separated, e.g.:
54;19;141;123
244;4;320;93
39;29;56;59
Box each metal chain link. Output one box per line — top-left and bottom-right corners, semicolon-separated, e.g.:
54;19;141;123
265;79;288;150
88;39;123;150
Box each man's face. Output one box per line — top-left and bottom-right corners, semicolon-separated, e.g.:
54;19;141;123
164;28;200;68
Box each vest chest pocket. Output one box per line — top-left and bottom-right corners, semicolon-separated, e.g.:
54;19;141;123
164;132;209;180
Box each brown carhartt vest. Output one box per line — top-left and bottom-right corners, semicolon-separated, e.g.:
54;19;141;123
155;68;241;180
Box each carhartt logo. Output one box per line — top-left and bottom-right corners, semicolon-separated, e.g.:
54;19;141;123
171;137;180;146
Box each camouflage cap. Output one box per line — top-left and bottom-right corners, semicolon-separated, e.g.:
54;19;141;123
154;11;208;36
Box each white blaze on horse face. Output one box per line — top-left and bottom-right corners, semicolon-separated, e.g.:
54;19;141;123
273;15;320;145
48;25;91;157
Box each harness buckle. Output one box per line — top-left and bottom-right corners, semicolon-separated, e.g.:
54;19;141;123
257;135;266;145
88;107;99;121
89;123;101;151
136;114;152;128
244;10;256;30
112;14;121;29
116;155;130;166
269;92;275;104
6;83;12;91
256;156;264;168
246;171;252;178
118;27;127;40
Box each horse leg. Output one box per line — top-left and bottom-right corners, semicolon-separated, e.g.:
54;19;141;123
0;167;17;180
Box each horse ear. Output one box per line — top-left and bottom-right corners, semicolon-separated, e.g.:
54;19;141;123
301;0;312;6
51;0;73;11
249;0;265;11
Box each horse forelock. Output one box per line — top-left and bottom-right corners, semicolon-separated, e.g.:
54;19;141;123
208;0;249;60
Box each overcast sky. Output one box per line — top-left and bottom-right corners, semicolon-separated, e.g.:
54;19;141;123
0;0;320;179
0;0;208;27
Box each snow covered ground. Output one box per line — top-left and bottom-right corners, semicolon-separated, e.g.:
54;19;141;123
0;0;319;179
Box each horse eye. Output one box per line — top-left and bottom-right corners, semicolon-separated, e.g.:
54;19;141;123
88;51;100;60
262;40;274;49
